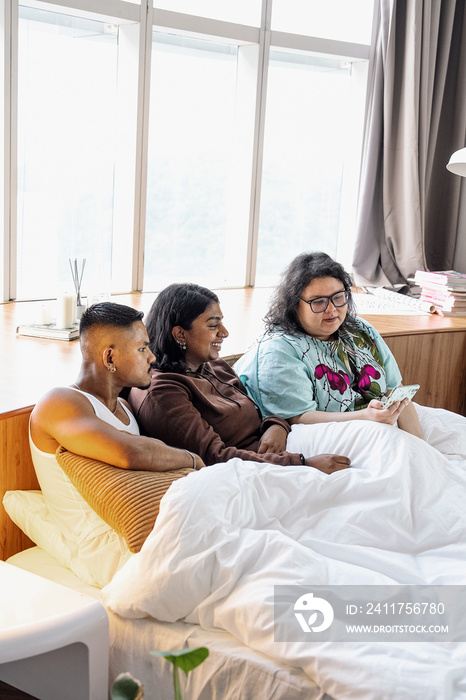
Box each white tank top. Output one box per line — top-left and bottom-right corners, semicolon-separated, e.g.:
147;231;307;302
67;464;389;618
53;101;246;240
29;387;141;576
67;387;140;435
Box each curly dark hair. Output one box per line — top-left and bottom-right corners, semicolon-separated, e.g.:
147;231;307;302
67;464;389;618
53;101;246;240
264;251;357;335
80;302;144;336
146;283;219;373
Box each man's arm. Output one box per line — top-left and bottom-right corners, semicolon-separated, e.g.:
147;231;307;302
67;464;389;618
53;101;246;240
30;388;204;471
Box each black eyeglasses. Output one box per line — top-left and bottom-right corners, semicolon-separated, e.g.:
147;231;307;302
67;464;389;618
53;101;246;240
300;290;349;314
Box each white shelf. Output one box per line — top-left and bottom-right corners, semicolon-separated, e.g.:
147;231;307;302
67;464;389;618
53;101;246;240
0;561;109;700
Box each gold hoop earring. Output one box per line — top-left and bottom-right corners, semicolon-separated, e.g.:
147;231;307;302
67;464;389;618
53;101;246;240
108;366;116;373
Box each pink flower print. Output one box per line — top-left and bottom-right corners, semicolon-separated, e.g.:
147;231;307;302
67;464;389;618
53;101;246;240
329;370;350;394
358;364;380;391
315;364;350;395
315;364;327;380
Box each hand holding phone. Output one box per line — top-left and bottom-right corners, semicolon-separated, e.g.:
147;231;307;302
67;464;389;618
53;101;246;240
381;384;420;409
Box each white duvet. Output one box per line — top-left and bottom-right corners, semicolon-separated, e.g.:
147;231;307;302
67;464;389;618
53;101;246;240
104;406;466;700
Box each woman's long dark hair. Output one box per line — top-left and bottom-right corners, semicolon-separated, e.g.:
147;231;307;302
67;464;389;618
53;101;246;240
265;251;357;336
146;283;219;373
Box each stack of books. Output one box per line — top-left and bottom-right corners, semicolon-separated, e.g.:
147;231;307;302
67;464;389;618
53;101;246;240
414;270;466;316
16;323;79;340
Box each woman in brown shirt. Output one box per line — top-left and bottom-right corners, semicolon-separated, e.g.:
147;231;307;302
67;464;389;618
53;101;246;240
129;283;350;473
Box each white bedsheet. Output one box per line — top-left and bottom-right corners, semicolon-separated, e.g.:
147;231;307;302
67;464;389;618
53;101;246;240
9;547;321;700
104;411;466;700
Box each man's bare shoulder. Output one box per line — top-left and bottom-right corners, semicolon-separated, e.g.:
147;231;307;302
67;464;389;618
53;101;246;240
32;386;94;418
30;386;97;449
31;385;114;455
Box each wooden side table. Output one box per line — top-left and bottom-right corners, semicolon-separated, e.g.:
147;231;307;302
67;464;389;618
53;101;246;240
0;561;109;700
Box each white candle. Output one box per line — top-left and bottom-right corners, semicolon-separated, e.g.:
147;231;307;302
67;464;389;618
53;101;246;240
40;303;52;325
56;293;76;328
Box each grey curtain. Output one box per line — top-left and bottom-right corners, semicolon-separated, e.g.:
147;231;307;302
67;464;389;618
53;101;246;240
353;0;466;287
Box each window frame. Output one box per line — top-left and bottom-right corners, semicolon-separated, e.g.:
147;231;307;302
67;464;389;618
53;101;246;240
2;0;375;301
3;0;144;301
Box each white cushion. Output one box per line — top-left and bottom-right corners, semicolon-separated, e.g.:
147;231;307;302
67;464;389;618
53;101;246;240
3;490;132;588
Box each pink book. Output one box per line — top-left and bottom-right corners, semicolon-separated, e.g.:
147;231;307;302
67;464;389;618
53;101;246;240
415;270;466;289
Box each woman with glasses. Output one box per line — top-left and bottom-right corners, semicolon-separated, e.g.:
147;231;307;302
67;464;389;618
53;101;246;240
234;251;425;438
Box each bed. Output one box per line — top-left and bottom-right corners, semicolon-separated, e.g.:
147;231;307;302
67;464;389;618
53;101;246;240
1;439;326;699
3;403;466;700
5;548;319;700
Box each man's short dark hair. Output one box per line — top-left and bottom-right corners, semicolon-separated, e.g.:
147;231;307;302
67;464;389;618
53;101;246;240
80;302;144;336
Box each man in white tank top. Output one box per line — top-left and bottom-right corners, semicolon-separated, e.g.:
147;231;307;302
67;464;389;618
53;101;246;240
30;302;204;472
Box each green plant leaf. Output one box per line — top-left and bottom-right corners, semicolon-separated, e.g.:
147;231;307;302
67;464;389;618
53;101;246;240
111;672;144;700
151;647;210;675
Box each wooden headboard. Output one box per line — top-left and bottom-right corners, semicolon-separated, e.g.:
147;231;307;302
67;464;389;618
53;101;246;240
0;407;39;560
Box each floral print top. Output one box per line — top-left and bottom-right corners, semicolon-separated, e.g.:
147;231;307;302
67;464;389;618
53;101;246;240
234;317;402;419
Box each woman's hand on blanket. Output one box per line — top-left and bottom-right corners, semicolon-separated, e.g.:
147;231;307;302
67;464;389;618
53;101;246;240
258;424;288;454
363;398;409;425
305;454;351;474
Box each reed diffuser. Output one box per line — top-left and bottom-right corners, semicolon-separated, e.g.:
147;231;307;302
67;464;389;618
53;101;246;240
69;258;86;319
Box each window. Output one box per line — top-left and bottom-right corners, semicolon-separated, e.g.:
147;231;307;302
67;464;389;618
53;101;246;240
13;2;139;301
2;0;375;301
16;8;118;299
255;51;366;285
153;0;262;27
144;33;241;290
0;0;6;299
271;0;374;44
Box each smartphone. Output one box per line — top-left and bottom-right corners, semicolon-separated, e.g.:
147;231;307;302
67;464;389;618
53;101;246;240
381;384;420;409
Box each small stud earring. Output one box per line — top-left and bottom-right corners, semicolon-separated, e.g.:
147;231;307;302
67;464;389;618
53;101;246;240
108;366;116;373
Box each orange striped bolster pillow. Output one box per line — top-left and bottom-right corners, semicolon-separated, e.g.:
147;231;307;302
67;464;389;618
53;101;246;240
56;446;192;553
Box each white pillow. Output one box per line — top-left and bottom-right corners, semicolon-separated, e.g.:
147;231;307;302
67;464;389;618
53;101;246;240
28;435;134;586
3;490;132;588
